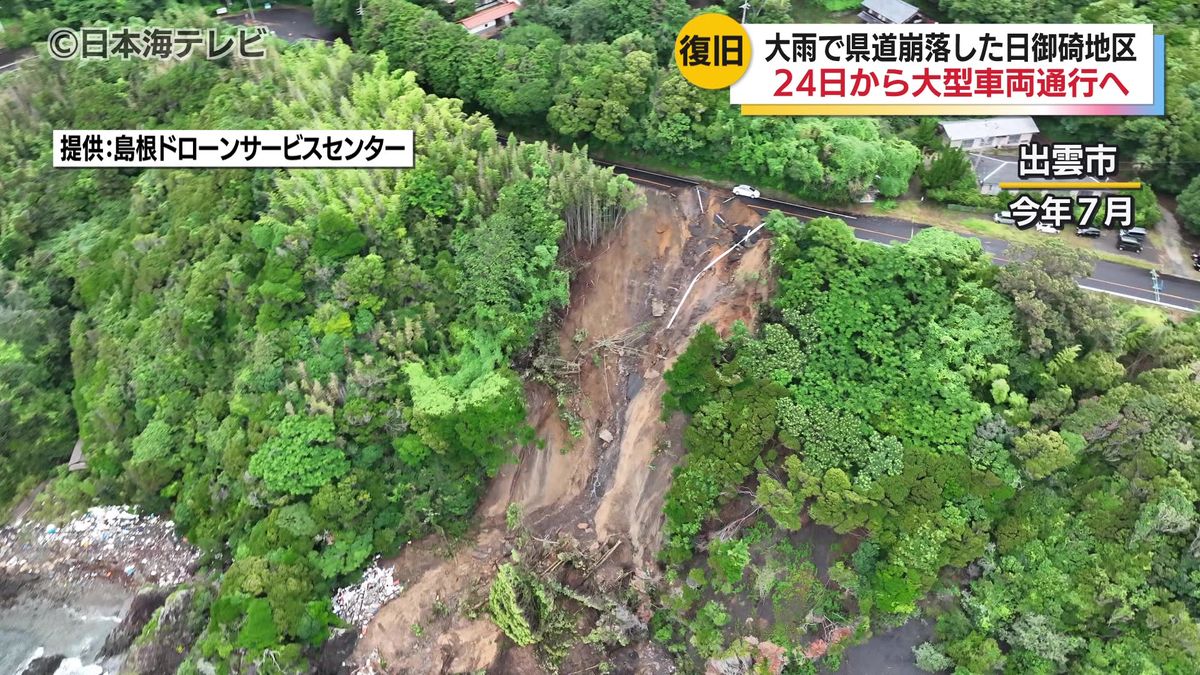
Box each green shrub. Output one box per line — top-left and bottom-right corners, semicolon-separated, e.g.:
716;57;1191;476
488;563;557;646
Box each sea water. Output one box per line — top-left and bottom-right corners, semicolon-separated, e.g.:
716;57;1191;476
0;580;130;675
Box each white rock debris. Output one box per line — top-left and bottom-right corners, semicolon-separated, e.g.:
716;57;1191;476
332;558;404;629
1;505;199;588
351;649;386;675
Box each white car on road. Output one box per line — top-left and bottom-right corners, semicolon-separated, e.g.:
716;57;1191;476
1035;223;1060;234
732;185;760;199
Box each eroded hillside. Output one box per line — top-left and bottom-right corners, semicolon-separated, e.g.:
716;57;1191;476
351;186;772;673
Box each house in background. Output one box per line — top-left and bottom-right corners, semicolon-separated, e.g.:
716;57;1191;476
458;0;521;37
941;117;1040;150
68;439;88;472
969;153;1105;196
858;0;921;24
968;154;1021;196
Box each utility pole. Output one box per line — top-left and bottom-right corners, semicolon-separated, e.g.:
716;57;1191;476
667;222;766;330
357;0;364;15
246;0;257;23
740;0;752;23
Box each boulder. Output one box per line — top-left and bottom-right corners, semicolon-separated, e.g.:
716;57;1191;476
705;654;753;675
20;655;64;675
101;587;171;658
313;629;358;675
120;586;205;675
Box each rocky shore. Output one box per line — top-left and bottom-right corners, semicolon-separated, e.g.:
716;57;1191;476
0;506;201;674
1;506;200;589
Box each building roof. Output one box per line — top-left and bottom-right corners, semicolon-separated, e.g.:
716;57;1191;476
458;1;519;29
861;0;919;23
969;152;1105;190
940;117;1040;142
68;439;88;472
969;154;1021;187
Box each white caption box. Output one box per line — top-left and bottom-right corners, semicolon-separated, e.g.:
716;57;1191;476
730;24;1155;107
53;130;415;168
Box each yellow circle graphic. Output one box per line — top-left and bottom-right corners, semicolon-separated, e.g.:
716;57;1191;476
674;13;751;90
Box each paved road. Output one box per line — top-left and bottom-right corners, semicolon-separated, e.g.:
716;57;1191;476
0;47;34;74
602;161;1200;313
221;5;342;43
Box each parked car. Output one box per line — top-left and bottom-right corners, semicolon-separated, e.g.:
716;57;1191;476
1120;227;1147;240
993;211;1015;224
732;185;760;199
1117;234;1143;252
1075;227;1102;237
1035;223;1060;234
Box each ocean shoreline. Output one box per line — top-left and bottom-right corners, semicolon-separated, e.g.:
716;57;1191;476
1;570;133;675
1;506;200;675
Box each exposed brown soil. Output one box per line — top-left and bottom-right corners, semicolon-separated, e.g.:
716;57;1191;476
351;186;771;673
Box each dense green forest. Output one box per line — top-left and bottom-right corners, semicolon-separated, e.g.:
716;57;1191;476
6;0;1197;203
0;27;638;669
347;0;924;203
344;0;1200;204
654;216;1200;671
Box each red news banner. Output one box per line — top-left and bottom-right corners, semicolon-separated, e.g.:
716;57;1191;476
730;24;1157;116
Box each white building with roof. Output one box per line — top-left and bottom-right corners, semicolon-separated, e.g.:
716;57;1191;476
68;438;88;472
940;117;1040;150
858;0;920;24
968;154;1021;195
968;153;1105;196
458;0;520;37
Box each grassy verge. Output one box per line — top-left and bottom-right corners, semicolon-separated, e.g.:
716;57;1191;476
870;202;1155;270
1122;302;1172;326
1109;294;1193;322
955;218;1157;270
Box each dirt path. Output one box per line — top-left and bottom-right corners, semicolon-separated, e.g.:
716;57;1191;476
1154;201;1197;278
5;479;49;524
351;187;771;673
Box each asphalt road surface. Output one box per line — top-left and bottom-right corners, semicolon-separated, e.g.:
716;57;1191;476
602;161;1200;313
0;47;34;74
220;5;342;43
